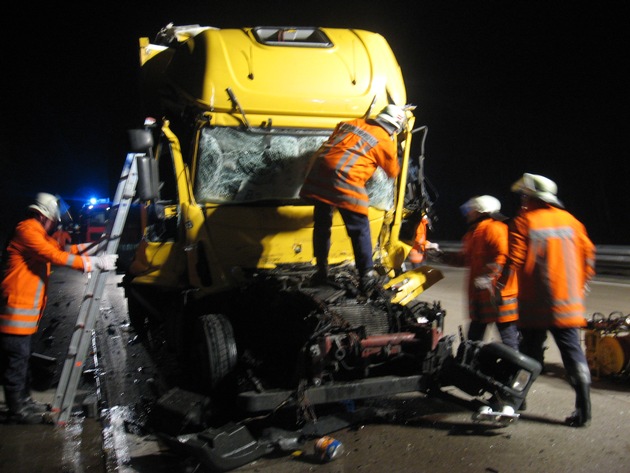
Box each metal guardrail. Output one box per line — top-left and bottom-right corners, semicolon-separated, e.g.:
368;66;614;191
434;242;630;277
595;245;630;274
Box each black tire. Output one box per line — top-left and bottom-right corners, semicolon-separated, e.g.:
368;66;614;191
195;314;238;391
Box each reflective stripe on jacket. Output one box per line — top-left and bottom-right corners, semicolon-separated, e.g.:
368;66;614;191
299;119;399;215
0;218;88;335
463;217;518;324
507;205;596;329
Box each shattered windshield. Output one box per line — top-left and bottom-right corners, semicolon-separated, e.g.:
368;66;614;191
194;127;395;209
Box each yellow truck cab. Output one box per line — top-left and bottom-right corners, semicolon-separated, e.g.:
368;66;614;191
130;25;419;293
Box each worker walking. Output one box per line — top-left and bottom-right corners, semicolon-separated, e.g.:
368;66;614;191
497;173;596;427
456;195;519;350
300;104;405;295
0;192;118;424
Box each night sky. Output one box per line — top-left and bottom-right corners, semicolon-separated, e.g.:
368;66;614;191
2;2;627;245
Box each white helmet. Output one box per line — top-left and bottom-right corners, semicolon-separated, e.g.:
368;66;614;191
511;172;564;208
460;195;502;217
375;104;407;134
29;192;61;222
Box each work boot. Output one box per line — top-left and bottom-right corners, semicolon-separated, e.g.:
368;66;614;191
311;266;329;286
565;409;590;427
566;383;591;427
22;394;50;413
5;391;45;425
358;269;379;298
565;362;591;427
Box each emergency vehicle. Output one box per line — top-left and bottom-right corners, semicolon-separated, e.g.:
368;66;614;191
78;198;110;243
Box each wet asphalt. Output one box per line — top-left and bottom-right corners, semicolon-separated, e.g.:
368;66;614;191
1;264;629;473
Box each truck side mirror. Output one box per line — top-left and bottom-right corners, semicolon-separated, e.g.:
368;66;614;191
128;129;154;153
128;129;159;202
137;156;159;202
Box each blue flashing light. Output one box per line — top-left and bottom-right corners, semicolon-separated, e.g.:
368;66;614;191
87;197;110;206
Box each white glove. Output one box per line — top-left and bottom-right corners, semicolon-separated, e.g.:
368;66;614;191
426;242;440;250
92;254;118;271
473;275;494;291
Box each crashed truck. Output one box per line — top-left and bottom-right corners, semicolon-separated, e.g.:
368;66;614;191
120;24;541;469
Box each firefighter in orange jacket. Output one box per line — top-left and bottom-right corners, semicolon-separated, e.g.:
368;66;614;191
497;173;596;427
406;214;440;269
458;195;519;350
0;193;118;424
300;104;405;295
407;214;429;267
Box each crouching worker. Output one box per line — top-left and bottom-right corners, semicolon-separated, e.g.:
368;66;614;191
1;193;118;424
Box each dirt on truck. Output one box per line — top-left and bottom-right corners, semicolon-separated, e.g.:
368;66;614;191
120;24;542;471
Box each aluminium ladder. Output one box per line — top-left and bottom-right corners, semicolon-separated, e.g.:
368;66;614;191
49;153;141;425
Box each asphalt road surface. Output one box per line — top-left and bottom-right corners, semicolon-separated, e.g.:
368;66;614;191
1;264;629;473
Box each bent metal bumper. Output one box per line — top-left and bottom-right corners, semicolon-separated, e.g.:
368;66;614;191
237;374;431;413
238;334;456;413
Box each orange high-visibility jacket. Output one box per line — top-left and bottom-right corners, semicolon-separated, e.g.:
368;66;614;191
52;229;72;249
300;119;399;216
408;217;428;264
507;205;596;329
462;218;518;324
0;218;91;335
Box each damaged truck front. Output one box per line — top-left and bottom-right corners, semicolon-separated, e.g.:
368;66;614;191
122;24;541;470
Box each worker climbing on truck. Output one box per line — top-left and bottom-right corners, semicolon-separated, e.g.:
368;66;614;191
300;104;406;296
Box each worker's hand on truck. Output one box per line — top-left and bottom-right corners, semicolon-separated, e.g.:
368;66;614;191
90;254;119;271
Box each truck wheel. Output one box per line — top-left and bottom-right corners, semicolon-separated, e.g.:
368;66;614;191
196;314;238;391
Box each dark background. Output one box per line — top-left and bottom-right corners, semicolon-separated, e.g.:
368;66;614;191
2;1;627;245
